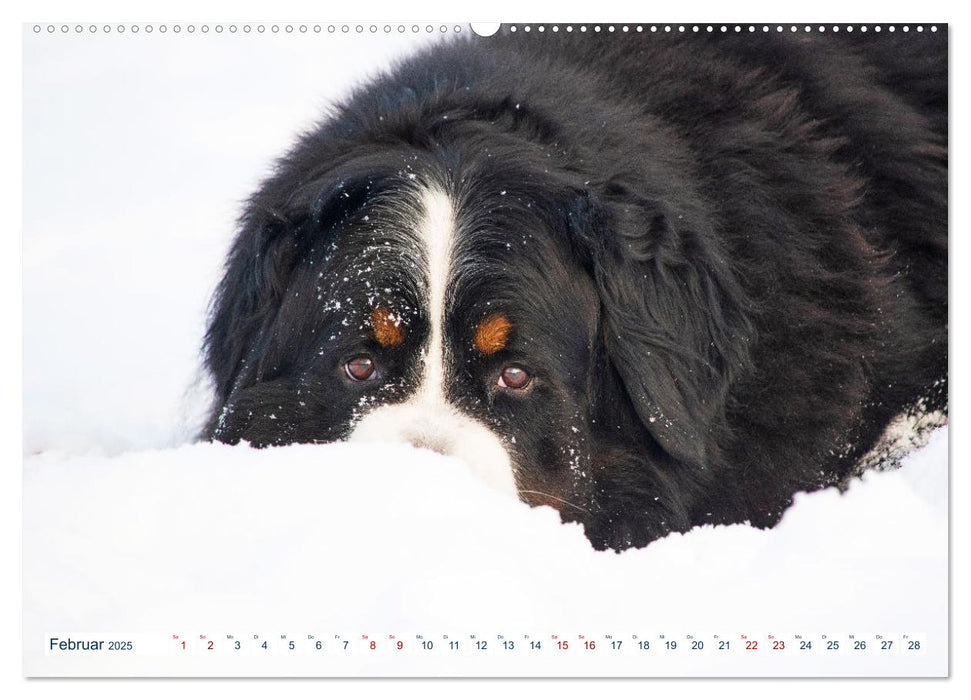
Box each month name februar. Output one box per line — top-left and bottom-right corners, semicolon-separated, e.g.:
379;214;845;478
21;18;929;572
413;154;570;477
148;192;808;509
49;637;104;651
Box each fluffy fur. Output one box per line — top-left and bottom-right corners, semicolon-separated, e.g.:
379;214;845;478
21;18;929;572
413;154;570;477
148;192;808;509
203;30;948;550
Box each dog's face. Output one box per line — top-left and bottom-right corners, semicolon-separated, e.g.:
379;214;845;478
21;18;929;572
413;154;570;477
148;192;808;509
206;128;749;549
210;154;612;510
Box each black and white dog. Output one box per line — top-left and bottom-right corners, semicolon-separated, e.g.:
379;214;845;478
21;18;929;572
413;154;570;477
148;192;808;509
203;29;947;550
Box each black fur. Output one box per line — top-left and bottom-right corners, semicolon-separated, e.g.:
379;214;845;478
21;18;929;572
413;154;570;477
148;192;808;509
203;29;947;550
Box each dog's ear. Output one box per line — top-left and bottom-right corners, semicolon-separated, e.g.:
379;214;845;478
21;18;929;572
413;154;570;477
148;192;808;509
204;174;377;407
569;182;754;467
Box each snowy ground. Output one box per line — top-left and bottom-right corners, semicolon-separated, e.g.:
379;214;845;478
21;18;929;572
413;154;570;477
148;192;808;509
23;430;948;676
20;26;949;678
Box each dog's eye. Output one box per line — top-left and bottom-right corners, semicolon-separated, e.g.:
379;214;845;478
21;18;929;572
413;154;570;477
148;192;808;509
498;365;531;390
345;355;376;381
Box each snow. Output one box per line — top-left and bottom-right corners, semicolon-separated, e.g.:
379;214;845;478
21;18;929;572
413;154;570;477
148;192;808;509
22;429;948;676
19;25;949;680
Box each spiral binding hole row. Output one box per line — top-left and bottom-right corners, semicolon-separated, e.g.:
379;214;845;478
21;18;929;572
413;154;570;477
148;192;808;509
510;25;937;34
31;24;940;36
32;24;464;35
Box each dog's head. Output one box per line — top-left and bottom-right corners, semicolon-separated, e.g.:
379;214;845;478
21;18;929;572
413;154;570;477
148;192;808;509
205;97;752;549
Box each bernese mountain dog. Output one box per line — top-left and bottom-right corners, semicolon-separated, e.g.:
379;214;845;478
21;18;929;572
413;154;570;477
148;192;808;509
203;29;948;551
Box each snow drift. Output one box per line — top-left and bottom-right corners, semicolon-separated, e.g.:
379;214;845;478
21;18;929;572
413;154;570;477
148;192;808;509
23;428;947;675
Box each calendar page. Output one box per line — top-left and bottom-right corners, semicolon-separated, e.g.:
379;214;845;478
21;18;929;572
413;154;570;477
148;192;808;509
22;21;949;678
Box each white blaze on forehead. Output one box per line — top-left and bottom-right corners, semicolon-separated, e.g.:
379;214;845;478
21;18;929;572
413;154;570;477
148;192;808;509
348;184;518;495
418;187;455;403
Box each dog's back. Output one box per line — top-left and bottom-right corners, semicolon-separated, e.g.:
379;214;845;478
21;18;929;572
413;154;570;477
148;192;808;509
466;30;948;515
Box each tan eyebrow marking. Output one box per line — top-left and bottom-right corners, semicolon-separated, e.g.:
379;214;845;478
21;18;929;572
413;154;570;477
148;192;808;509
372;306;405;347
474;313;512;355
